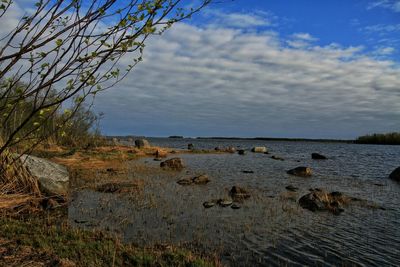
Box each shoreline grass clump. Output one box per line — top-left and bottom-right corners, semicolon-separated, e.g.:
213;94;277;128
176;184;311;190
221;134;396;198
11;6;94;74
0;149;42;213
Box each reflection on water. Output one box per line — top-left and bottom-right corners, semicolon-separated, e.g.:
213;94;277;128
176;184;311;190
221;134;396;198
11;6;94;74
69;139;400;266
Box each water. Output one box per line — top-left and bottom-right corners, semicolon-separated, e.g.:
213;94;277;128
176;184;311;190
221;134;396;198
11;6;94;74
69;138;400;266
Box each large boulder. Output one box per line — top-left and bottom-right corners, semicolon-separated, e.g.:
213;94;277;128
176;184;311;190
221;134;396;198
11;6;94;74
20;155;69;196
298;189;349;214
287;166;312;177
135;139;150;148
160;158;185;170
312;153;327;160
389;167;400;181
251;147;267;153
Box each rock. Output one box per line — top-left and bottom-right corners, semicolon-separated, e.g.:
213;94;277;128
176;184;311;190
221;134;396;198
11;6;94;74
41;198;62;210
271;155;284;161
231;203;241;209
229;186;251;200
203;201;216;208
155;149;167;158
238;149;246;155
177;179;192;186
298;189;349;214
188;143;194;150
214;146;236;153
287;166;312;177
389;167;400;181
285;185;298;192
20;154;69;196
96;181;143;193
160;158;184;170
153;158;162;161
192;174;210;185
312;153;327;160
218;199;233;207
242;170;254;174
251;146;267;153
135;139;150;148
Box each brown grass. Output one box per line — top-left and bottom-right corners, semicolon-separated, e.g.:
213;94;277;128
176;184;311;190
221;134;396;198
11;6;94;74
0;150;42;213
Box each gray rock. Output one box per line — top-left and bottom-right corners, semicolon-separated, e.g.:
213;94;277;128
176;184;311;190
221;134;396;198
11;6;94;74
20;155;69;196
389;167;400;181
251;147;267;153
188;143;194;150
135;139;150;148
287;166;312;177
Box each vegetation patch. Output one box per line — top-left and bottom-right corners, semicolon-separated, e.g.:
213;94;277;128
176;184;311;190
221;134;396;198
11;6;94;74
0;211;219;267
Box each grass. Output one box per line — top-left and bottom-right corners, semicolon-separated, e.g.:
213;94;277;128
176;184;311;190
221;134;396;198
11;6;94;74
0;210;219;267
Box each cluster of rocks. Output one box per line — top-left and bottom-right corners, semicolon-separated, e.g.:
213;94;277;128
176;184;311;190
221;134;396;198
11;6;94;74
203;186;251;210
177;174;210;186
389;167;400;182
160;158;185;170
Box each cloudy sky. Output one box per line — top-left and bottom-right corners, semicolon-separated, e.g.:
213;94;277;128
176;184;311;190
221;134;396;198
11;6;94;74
92;0;400;139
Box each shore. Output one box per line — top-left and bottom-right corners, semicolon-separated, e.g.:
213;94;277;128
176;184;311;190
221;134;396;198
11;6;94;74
0;144;224;267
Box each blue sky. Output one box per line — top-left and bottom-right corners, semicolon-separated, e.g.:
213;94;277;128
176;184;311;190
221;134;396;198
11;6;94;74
92;0;400;139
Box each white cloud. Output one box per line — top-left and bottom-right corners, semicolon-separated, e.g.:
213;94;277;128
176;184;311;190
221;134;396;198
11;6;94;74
367;0;400;12
365;24;400;33
94;22;400;138
202;9;276;29
375;46;396;55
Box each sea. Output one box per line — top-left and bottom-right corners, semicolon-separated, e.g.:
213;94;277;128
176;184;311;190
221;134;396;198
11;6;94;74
69;138;400;266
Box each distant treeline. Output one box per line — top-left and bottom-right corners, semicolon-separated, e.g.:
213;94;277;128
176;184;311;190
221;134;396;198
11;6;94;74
196;137;353;143
356;133;400;145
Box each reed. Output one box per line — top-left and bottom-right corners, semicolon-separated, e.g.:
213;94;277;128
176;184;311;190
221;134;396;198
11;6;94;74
0;146;41;212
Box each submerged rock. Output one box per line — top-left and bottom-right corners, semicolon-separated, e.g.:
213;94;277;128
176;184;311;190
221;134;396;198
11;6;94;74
229;186;251;200
135;139;150;148
238;149;246;155
312;153;327;160
285;185;299;192
242;170;254;174
231;203;241;210
188;143;194;150
214;146;236;153
251;147;267;153
287;166;312;177
389;167;400;181
20;154;69;196
203;201;216;208
218;199;233;207
298;189;349;214
192;174;210;185
96;181;142;194
177;178;192;186
271;155;284;161
160;158;185;170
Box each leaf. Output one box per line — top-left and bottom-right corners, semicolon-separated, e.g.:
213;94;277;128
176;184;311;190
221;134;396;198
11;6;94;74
55;39;63;46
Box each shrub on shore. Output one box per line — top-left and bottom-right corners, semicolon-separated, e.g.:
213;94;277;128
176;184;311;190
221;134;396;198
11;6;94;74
356;132;400;145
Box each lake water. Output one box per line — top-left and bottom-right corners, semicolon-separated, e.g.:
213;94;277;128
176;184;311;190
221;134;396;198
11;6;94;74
69;138;400;266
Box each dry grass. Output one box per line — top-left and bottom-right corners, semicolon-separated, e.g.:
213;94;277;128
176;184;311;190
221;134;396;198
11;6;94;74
0;150;42;213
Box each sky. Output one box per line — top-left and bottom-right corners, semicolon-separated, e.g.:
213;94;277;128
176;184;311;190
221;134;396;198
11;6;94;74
10;0;400;139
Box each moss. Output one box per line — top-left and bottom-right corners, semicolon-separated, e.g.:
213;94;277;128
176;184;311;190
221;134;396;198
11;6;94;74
0;211;218;267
